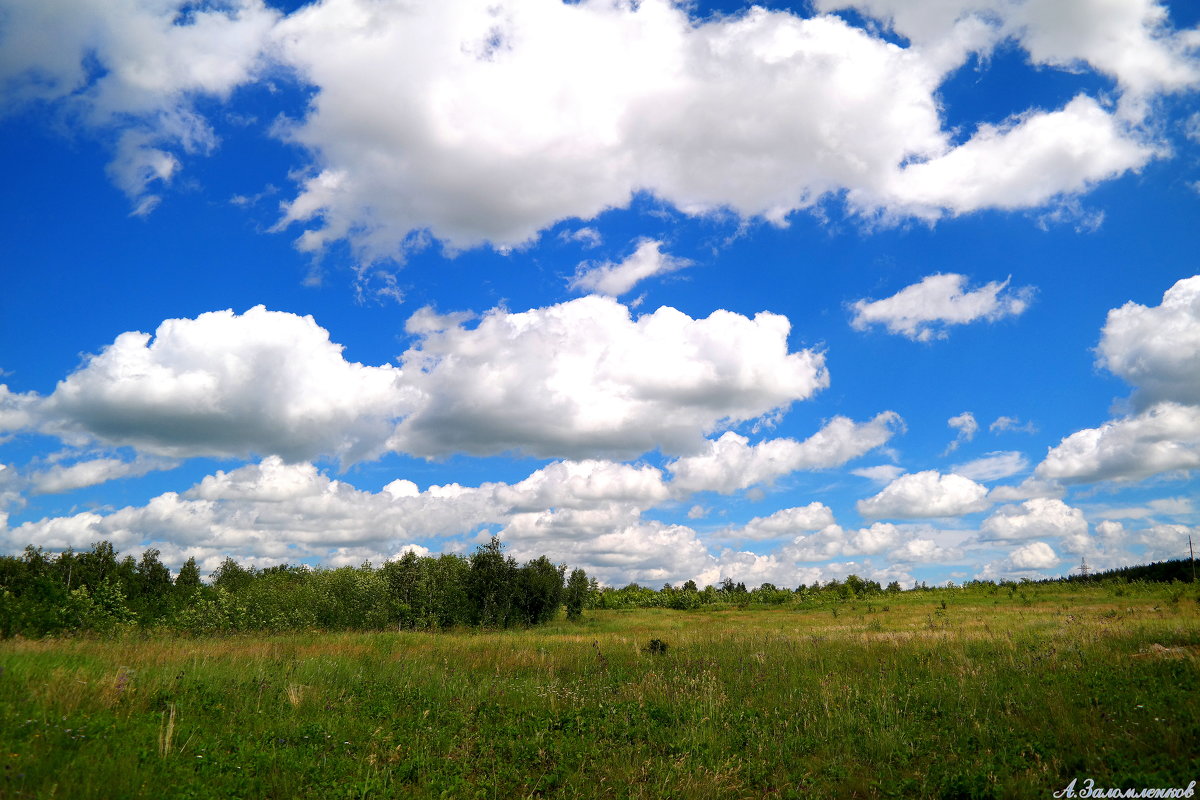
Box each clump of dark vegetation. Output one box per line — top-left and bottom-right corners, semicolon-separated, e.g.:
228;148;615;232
0;537;591;638
644;637;669;655
1062;558;1196;584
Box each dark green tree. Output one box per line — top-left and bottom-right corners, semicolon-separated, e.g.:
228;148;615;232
76;541;119;591
514;556;565;625
382;550;425;628
428;554;471;629
564;567;590;620
211;557;255;593
175;557;203;596
132;548;173;621
466;537;518;627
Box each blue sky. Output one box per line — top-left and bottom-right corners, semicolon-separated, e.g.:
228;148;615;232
2;0;1199;587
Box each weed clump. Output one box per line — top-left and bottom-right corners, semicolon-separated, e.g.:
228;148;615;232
644;638;669;655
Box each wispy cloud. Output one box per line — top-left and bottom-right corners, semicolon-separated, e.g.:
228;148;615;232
851;274;1034;341
569;239;690;296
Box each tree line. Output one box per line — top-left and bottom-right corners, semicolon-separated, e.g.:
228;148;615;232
0;538;591;638
4;536;1191;638
588;561;1196;611
593;575;903;610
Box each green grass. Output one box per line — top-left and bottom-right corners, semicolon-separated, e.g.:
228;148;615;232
2;584;1198;799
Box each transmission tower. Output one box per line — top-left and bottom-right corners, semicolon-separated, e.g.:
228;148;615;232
1078;556;1091;578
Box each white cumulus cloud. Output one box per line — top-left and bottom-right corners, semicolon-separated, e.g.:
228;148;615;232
3;0;1189;256
980;498;1088;541
391;295;829;459
861;96;1158;219
15;298;829;464
733;503;837;541
1035;402;1200;484
1009;541;1060;569
1097;275;1200;408
1036;276;1200;484
0;385;40;437
6;455;689;582
667;412;902;494
270;0;1172;259
783;522;904;562
40;306;409;464
857;470;991;519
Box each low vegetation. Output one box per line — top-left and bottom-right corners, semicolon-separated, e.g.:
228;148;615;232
2;578;1197;798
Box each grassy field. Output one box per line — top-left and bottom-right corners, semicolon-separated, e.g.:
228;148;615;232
2;583;1198;799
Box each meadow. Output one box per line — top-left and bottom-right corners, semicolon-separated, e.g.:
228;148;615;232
2;581;1198;799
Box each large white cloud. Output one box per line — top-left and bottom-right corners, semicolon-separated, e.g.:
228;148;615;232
667;411;902;494
389;295;828;459
18;298;826;463
268;0;1174;259
40;306;410;463
784;522;904;562
858;95;1157;220
0;0;277;108
857;470;991;518
1035;401;1200;483
733;503;837;541
3;0;1187;252
1036;275;1200;484
980;497;1088;541
850;274;1033;341
271;0;951;256
515;461;670;510
1097;275;1200;408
